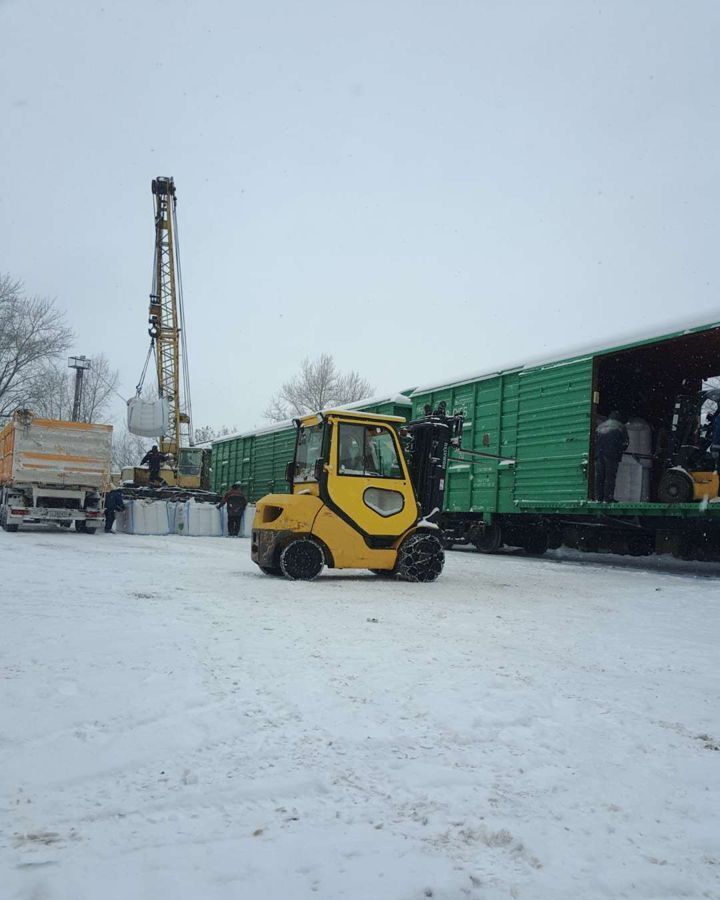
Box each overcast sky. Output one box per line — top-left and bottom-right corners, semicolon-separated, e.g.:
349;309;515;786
1;0;719;434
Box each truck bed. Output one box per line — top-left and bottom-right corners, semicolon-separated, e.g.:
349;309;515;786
0;416;113;489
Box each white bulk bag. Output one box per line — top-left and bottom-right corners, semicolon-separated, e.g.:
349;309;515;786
184;500;224;536
130;498;171;535
127;396;170;438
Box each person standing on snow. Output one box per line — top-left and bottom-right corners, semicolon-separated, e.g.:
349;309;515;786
104;486;126;533
218;484;248;536
594;411;629;502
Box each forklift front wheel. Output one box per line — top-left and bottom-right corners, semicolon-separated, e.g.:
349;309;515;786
280;538;325;581
395;532;444;583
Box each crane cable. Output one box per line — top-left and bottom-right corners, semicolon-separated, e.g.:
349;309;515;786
172;194;195;444
135;340;156;396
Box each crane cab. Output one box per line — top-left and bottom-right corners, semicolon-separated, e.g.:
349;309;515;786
251;409;445;581
121;447;210;490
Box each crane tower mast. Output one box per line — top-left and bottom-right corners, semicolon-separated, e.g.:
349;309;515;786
148;177;193;458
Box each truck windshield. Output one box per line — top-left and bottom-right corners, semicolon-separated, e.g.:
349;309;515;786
294;424;324;482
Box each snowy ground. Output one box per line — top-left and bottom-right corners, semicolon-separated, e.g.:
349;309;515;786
1;530;719;900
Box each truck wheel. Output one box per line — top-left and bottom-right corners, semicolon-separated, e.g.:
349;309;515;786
395;532;444;583
74;520;92;533
280;538;325;581
2;522;19;532
473;523;502;553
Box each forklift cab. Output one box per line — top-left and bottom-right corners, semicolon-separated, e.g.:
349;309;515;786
252;410;443;581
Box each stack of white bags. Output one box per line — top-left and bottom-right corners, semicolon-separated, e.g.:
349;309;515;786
116;500;255;537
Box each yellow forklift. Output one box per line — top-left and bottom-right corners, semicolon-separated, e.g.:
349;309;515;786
251;405;463;581
657;387;720;503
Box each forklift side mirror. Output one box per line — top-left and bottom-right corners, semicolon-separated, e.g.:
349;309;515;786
285;461;295;484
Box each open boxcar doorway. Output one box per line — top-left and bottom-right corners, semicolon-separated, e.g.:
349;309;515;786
591;325;720;502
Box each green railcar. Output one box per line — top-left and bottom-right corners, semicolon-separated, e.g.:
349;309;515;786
211;394;413;502
411;320;720;559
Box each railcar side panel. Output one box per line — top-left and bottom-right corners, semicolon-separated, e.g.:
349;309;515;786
513;357;594;506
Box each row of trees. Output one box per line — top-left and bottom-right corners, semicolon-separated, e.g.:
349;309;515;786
0;274;121;422
1;272;375;466
0;273;143;468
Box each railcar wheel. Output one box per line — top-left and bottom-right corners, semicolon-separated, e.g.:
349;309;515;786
473;523;502;554
279;538;325;581
521;531;548;556
395;532;444;583
657;469;694;504
439;532;456;550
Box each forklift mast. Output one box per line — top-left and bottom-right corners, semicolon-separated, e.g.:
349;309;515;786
402;403;464;521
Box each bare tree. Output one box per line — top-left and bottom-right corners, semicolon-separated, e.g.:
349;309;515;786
28;354;119;423
264;354;373;421
112;425;153;472
0;274;73;416
194;424;237;444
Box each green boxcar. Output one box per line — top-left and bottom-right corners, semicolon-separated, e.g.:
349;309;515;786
411;320;720;558
211;394;413;502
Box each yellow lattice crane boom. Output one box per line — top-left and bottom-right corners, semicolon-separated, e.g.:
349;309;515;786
124;177;208;491
148;176;192;459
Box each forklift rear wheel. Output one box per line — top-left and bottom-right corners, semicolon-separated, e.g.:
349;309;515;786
395;532;444;583
280;538;325;581
473;523;502;553
657;469;694;504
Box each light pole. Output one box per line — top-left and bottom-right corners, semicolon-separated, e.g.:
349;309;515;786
68;356;91;422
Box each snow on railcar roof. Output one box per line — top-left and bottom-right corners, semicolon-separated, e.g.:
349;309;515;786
411;316;720;396
212;393;413;445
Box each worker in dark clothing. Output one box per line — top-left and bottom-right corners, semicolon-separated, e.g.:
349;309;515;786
218;483;248;536
594;411;629;502
140;445;169;484
104;486;126;533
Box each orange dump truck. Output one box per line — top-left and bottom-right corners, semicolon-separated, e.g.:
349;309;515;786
0;411;113;533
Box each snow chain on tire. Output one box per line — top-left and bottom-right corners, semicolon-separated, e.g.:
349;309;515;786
394;532;444;583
